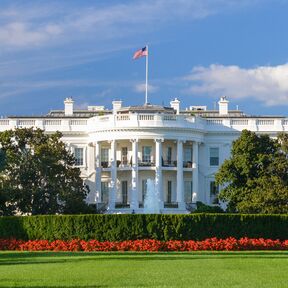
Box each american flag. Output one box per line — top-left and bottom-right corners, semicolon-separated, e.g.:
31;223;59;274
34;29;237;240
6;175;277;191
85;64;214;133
133;46;148;59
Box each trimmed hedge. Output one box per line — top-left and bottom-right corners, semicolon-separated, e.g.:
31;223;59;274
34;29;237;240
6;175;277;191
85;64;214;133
0;213;287;241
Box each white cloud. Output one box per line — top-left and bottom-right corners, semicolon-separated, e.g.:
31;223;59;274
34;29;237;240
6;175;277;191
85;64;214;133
0;22;62;47
0;0;269;49
135;83;158;93
184;64;288;106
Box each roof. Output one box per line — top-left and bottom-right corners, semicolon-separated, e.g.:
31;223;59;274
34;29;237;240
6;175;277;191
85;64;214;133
118;103;175;114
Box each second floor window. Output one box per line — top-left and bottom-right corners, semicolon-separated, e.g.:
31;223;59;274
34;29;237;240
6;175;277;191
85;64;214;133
122;147;128;165
210;147;219;166
142;146;152;163
167;147;172;163
74;147;84;166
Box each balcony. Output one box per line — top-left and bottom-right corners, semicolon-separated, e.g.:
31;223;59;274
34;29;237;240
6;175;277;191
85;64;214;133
138;161;155;167
162;160;177;167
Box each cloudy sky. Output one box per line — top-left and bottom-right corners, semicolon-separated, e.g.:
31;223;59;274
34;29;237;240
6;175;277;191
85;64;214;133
1;0;288;116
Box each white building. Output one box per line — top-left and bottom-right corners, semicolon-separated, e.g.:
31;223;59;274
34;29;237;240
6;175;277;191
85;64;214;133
0;96;287;213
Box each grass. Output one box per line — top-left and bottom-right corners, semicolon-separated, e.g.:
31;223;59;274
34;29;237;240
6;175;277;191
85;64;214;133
0;251;287;287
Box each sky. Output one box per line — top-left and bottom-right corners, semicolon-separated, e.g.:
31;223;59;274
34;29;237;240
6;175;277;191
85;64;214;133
1;0;288;116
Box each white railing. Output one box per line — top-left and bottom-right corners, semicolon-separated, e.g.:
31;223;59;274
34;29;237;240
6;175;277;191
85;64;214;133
69;119;87;125
44;119;62;126
116;115;130;121
207;119;223;125
138;114;154;121
257;119;274;125
0;119;9;125
18;120;36;126
1;115;288;133
231;119;249;125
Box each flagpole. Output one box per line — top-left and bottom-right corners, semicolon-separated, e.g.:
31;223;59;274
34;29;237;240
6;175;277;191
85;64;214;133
145;45;148;104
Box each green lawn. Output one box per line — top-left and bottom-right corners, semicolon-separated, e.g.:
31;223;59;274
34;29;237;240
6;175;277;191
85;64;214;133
0;251;287;287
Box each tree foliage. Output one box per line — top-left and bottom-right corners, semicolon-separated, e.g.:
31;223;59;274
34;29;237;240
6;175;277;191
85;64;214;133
0;128;90;215
216;130;288;213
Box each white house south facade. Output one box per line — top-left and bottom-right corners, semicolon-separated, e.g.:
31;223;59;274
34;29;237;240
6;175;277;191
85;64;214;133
0;97;287;214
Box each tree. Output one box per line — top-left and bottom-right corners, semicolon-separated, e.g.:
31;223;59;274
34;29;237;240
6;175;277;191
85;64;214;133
0;128;91;215
216;130;288;213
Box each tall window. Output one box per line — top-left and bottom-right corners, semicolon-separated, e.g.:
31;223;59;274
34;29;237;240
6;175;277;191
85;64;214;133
167;181;172;203
167;147;172;163
101;148;109;167
142;179;147;202
210;181;219;204
74;147;84;166
142;146;152;163
184;146;193;167
101;182;109;203
210;147;219;166
121;147;128;165
184;181;193;203
121;181;128;204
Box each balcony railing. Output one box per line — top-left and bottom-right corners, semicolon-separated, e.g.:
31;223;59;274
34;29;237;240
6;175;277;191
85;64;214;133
138;161;155;167
162;160;177;167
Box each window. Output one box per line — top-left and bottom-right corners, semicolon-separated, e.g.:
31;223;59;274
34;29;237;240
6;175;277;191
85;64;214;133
210;181;219;204
101;148;109;167
101;182;109;203
184;146;193;167
142;179;147;202
121;181;128;204
74;147;84;166
121;147;128;165
210;147;219;166
184;181;193;203
167;147;172;163
142;146;152;163
167;181;172;203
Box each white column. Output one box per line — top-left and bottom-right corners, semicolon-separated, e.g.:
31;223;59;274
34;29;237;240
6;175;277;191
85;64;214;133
177;140;185;209
131;139;138;210
108;140;117;210
192;141;199;203
155;139;164;209
95;142;101;203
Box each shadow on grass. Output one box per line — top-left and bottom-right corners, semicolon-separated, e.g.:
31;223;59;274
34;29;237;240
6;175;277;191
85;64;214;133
0;251;287;266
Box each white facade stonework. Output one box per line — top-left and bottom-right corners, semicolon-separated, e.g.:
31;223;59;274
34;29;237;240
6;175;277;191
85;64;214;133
1;97;287;213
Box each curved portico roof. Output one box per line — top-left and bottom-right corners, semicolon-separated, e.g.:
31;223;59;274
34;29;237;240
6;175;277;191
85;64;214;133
118;103;175;114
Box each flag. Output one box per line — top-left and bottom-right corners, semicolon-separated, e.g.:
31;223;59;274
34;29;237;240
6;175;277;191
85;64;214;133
133;46;148;59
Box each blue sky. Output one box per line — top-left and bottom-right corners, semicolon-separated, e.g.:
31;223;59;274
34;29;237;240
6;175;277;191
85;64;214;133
1;0;288;116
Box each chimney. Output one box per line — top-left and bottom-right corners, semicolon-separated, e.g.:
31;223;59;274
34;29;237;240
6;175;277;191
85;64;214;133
218;96;229;115
170;98;180;114
112;100;122;114
64;97;74;116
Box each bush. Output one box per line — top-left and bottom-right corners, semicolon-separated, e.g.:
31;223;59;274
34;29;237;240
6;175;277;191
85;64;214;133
0;214;287;241
194;201;225;213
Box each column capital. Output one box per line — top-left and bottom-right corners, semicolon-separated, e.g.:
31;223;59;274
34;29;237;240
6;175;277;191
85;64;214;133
177;139;186;144
154;138;164;143
130;138;139;143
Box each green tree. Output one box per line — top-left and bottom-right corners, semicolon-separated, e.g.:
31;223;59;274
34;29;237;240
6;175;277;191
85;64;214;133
216;130;288;213
0;128;90;215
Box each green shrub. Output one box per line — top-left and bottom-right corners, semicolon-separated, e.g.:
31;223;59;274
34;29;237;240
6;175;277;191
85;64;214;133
0;213;287;241
194;201;225;213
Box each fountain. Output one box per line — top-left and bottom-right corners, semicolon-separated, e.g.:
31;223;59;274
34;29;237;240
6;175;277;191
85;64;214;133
143;179;161;213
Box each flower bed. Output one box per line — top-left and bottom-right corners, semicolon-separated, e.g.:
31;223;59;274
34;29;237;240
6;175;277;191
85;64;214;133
0;238;288;252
